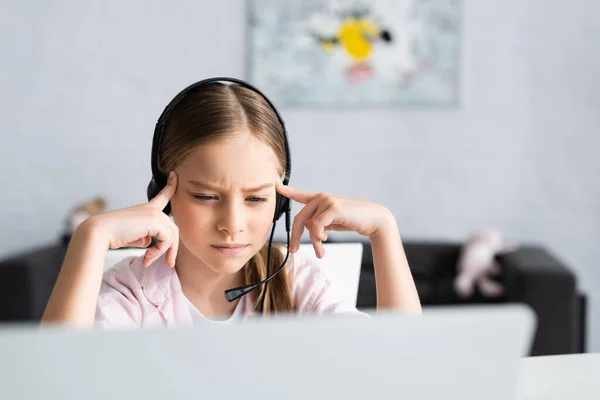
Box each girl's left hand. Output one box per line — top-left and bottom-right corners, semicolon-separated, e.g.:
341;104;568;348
275;180;394;258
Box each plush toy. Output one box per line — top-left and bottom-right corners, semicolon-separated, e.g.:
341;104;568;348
61;195;108;243
454;227;517;299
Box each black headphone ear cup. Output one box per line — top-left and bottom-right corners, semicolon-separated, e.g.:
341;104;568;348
274;193;284;222
147;179;159;202
147;178;171;215
274;193;290;222
274;193;281;222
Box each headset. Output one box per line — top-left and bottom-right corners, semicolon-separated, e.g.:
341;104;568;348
146;77;292;314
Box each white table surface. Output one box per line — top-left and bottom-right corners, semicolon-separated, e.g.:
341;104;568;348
516;353;600;400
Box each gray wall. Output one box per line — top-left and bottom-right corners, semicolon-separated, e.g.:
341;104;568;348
1;1;599;350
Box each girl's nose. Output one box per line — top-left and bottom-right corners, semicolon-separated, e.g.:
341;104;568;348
216;200;246;236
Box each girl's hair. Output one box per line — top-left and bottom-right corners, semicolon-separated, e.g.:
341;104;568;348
157;82;294;314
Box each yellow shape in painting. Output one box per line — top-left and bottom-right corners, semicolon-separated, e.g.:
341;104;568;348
337;18;381;61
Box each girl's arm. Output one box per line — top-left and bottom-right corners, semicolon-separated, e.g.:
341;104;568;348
42;171;179;328
41;219;109;328
274;181;423;314
369;211;422;314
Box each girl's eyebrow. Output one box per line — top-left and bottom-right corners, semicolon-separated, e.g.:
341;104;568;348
187;180;274;192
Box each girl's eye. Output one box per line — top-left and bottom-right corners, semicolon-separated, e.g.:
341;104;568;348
192;195;267;203
193;195;216;201
247;197;267;203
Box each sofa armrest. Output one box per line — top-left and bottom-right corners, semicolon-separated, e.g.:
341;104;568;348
0;244;67;322
499;245;579;355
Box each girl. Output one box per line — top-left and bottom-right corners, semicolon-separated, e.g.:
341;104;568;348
42;78;421;329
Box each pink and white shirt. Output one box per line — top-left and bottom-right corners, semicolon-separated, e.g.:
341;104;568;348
95;251;369;329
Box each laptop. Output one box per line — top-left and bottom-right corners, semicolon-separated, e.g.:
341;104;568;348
0;304;535;400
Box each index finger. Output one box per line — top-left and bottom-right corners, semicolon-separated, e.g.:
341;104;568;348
275;180;316;205
149;171;178;210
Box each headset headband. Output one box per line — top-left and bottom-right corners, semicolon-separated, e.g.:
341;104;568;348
150;77;290;188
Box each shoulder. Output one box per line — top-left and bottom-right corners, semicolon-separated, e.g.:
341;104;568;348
280;247;369;317
285;251;327;302
101;252;174;296
96;254;174;328
102;255;145;287
95;256;146;327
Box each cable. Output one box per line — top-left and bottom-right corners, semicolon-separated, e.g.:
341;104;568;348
259;222;277;314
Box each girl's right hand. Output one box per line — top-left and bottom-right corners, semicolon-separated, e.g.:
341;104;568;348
86;171;179;268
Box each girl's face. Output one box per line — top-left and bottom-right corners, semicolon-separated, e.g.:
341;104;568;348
169;132;281;274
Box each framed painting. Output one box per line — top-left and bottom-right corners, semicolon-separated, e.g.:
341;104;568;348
246;0;461;107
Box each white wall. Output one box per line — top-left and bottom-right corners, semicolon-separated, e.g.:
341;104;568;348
1;0;599;350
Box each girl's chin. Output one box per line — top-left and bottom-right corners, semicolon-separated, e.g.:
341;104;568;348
205;250;256;274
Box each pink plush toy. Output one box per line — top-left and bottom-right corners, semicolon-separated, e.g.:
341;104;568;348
454;227;517;298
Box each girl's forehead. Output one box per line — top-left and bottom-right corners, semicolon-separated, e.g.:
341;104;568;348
190;135;278;163
177;135;280;182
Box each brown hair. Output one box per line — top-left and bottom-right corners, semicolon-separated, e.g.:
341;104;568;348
157;82;294;314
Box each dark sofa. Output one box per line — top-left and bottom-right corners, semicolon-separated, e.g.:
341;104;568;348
0;239;586;356
351;240;586;356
